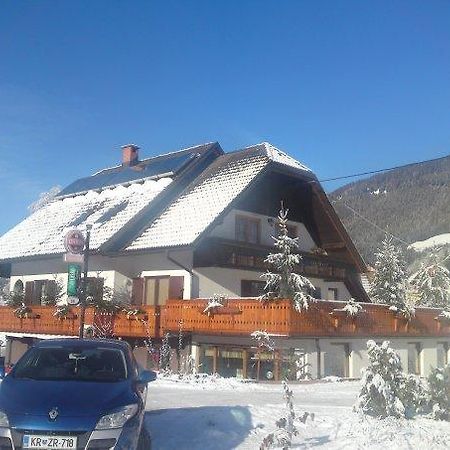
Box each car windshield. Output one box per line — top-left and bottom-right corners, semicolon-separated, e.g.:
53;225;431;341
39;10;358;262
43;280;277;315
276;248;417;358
13;346;128;382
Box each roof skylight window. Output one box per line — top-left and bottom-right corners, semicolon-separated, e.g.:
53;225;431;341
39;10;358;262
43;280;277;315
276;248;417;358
96;201;129;225
68;208;97;228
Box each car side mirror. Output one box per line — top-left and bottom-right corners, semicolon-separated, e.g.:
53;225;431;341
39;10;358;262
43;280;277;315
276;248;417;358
138;370;157;384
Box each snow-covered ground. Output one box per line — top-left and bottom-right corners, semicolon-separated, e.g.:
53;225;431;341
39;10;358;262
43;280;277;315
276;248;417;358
144;377;450;450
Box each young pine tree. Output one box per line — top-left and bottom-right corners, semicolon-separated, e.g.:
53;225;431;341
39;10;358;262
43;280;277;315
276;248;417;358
370;235;413;318
261;205;315;312
410;254;450;309
354;340;406;418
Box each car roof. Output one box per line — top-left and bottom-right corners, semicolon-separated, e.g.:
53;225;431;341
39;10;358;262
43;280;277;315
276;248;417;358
35;338;131;351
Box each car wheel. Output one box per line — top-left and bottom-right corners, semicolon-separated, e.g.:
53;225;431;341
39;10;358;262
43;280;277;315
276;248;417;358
137;425;152;450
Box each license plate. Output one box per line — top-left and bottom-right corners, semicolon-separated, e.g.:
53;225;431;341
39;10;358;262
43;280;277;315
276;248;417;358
23;434;77;449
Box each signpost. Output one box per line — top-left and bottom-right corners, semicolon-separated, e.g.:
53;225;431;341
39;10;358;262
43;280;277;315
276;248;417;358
63;227;91;339
67;263;81;297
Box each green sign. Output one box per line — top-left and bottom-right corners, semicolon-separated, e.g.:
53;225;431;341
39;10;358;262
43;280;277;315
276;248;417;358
67;263;81;297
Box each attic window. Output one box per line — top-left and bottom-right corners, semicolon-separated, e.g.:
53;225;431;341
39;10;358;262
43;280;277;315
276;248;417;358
96;201;129;225
68;208;97;228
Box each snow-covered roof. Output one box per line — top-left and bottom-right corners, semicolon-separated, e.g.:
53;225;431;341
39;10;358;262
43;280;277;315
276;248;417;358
0;141;315;260
127;143;313;250
0;177;172;259
261;142;311;172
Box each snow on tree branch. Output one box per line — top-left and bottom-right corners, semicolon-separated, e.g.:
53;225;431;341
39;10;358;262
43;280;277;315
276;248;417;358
410;252;450;309
369;235;414;319
342;298;363;317
260;204;315;312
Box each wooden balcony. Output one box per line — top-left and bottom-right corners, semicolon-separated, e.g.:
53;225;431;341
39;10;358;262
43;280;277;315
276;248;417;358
194;237;350;280
0;306;92;337
0;301;448;340
162;299;450;338
0;306;157;339
111;307;158;338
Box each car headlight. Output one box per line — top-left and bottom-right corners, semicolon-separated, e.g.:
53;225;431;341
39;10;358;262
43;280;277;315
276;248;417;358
95;404;138;430
0;411;9;428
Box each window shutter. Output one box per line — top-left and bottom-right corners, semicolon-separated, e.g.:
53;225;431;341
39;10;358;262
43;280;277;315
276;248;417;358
24;281;34;305
44;280;57;304
131;278;144;305
169;276;184;300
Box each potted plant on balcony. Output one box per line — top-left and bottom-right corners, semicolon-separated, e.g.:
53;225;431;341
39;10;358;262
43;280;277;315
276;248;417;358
202;294;226;317
41;277;77;320
4;290;37;319
53;304;77;320
124;307;148;321
330;298;363;330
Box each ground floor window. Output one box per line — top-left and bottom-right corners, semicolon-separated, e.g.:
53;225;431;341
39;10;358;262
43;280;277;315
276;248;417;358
247;351;275;380
437;342;449;368
324;343;350;378
198;345;311;381
218;349;245;378
408;342;422;375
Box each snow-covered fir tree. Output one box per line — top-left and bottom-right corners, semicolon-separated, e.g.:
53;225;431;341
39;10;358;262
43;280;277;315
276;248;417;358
354;340;406;418
369;235;413;318
261;205;315;312
410;253;450;308
427;364;450;420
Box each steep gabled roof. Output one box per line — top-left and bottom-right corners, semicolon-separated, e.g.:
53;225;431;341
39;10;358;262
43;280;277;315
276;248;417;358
126;143;314;251
0;142;222;261
0;141;366;273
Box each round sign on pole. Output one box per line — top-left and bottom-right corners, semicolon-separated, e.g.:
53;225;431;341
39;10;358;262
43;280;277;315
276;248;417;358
64;230;86;254
67;296;80;306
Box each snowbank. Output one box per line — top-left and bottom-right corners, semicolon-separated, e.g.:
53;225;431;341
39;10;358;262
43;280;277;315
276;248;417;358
410;233;450;252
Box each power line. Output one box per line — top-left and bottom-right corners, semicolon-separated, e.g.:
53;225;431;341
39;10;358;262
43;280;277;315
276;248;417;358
312;154;448;247
332;199;411;246
317;153;449;183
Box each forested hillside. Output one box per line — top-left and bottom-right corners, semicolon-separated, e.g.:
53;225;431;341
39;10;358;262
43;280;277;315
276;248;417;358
330;155;450;265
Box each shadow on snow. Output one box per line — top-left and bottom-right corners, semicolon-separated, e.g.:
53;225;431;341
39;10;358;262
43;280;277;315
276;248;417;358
145;405;253;450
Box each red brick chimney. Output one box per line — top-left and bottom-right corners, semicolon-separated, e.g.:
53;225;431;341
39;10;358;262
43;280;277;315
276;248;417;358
121;144;140;166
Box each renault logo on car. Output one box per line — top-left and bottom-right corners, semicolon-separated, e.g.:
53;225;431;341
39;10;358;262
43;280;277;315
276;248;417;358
48;408;59;421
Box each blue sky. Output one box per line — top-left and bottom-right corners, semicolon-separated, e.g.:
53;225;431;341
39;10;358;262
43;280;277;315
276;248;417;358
1;1;449;235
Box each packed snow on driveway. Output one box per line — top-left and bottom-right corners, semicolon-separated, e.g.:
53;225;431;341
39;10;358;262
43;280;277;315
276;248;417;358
144;375;450;450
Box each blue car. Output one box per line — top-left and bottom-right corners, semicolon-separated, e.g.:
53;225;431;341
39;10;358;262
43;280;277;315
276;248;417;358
0;339;156;450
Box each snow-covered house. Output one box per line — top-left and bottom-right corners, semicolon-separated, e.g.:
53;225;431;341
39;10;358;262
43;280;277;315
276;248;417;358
0;142;448;379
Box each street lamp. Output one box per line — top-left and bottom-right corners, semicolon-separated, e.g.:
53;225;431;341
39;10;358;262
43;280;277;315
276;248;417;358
78;223;93;339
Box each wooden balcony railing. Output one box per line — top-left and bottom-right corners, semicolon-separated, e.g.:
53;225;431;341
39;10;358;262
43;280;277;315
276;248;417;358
0;301;448;339
161;299;450;338
0;306;93;336
194;237;350;280
111;306;158;338
0;306;157;339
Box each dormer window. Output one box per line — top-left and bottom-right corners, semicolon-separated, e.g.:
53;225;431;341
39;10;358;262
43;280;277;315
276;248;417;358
236;215;260;244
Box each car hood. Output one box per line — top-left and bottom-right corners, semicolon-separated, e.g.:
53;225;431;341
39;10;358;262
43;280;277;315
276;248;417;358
0;376;137;418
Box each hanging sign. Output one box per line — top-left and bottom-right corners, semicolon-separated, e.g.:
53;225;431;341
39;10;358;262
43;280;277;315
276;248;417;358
64;230;85;255
67;263;81;297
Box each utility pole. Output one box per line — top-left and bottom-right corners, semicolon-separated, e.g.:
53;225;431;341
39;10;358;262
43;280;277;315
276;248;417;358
78;224;92;339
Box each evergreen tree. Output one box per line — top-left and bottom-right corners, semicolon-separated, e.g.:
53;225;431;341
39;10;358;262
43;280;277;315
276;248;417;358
354;340;406;418
427;364;450;420
261;205;315;312
410;254;450;308
370;235;413;318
